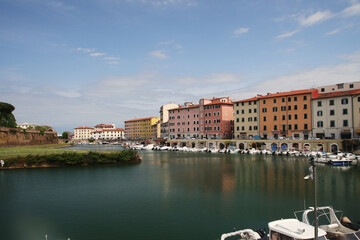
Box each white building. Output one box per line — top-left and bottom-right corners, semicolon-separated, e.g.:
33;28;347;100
312;89;360;139
17;122;38;129
102;128;125;140
160;103;180;139
73;127;94;140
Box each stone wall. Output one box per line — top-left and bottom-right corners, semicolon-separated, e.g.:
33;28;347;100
0;127;58;147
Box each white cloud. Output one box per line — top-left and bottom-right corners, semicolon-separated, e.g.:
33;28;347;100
104;57;120;60
276;30;300;39
149;50;169;59
76;47;95;53
233;28;249;37
90;52;106;57
298;10;334;27
126;0;197;7
326;29;340;35
341;3;360;17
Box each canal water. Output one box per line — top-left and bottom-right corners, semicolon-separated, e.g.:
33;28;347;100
0;145;359;240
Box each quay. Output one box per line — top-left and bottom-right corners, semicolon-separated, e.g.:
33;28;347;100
166;139;344;153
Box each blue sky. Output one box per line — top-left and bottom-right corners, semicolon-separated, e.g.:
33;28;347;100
1;0;360;133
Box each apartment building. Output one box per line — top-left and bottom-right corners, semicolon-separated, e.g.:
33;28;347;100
168;97;234;139
259;90;316;139
73;127;94;140
124;117;160;139
233;97;260;139
312;89;360;139
159;103;180;139
317;81;360;94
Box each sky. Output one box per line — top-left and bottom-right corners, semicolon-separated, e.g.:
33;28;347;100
1;0;360;133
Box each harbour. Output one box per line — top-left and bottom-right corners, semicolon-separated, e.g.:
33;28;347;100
0;145;359;240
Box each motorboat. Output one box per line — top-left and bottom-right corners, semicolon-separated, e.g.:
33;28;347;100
295;206;360;240
221;218;328;240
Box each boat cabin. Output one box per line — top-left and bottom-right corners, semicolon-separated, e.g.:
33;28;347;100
269;219;328;240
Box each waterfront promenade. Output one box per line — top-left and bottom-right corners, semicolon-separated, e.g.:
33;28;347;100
167;139;343;153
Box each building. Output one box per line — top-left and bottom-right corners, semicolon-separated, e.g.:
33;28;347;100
151;120;161;139
317;81;360;94
259;89;316;139
124;117;160;139
101;128;125;140
160;103;180;139
312;89;360;139
168;97;234;139
73;127;94;140
94;124;115;131
17;122;38;129
233;97;260;139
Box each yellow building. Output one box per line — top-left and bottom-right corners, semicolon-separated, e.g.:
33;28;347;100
124;117;160;139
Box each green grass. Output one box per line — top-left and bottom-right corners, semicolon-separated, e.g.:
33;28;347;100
0;143;87;159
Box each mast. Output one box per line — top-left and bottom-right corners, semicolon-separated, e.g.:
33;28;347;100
310;156;318;240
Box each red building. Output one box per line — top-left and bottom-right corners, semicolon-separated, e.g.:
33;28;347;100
168;97;234;139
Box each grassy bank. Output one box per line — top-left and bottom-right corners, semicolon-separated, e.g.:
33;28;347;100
1;150;141;169
0;143;80;158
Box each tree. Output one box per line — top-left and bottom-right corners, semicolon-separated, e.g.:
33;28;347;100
0;102;17;128
62;132;69;139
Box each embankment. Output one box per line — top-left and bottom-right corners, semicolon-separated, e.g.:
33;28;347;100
0;150;141;169
0;127;58;147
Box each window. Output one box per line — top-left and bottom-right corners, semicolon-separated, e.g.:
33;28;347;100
288;97;291;102
338;84;344;89
262;108;267;113
241;102;244;106
236;118;239;122
249;126;252;130
330;110;335;116
288;115;292;120
249;109;252;113
282;115;285;120
330;120;335;127
343;109;348;115
274;116;277;121
294;97;297;101
317;111;323;116
273;99;277;103
254;117;257;121
248;117;252;122
350;84;354;88
288;106;291;110
304;124;308;130
317;121;323;127
303;96;307;100
341;98;348;105
282;98;285;102
241;109;245;114
344;120;348;127
294;124;298;130
288;124;292;130
304;104;307;109
317;101;322;107
236;110;239;114
241;126;245;131
263;116;267;121
274;125;277;130
254;126;258;130
358;97;360;102
294;105;298;110
281;106;286;111
273;107;278;112
321;88;325;92
264;126;267;131
304;113;308;119
254;108;257;113
241;118;245;122
236;126;239;131
263;100;266;104
330;99;335;106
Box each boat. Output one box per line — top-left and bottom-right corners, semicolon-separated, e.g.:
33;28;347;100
221;218;328;240
295;206;360;240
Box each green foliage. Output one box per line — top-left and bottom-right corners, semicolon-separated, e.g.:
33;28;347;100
62;132;69;139
88;138;95;143
0;102;17;128
35;125;53;132
4;150;139;167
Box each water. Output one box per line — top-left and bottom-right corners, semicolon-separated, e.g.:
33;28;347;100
1;145;359;240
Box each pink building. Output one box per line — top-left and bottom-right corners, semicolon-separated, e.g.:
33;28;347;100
168;97;234;139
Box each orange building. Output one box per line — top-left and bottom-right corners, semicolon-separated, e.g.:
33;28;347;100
259;89;317;139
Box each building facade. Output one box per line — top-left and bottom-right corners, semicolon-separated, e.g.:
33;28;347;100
73;127;94;140
124;117;160;139
259;90;316;139
233;97;260;139
312;90;360;139
168;97;234;139
317;81;360;94
160;103;180;139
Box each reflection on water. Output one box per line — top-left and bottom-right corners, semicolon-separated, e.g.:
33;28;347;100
0;146;359;240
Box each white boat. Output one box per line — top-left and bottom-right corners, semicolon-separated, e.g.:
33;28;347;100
221;218;328;240
143;144;154;150
295;206;360;240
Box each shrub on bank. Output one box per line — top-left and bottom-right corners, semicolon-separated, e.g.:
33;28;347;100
2;150;140;168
